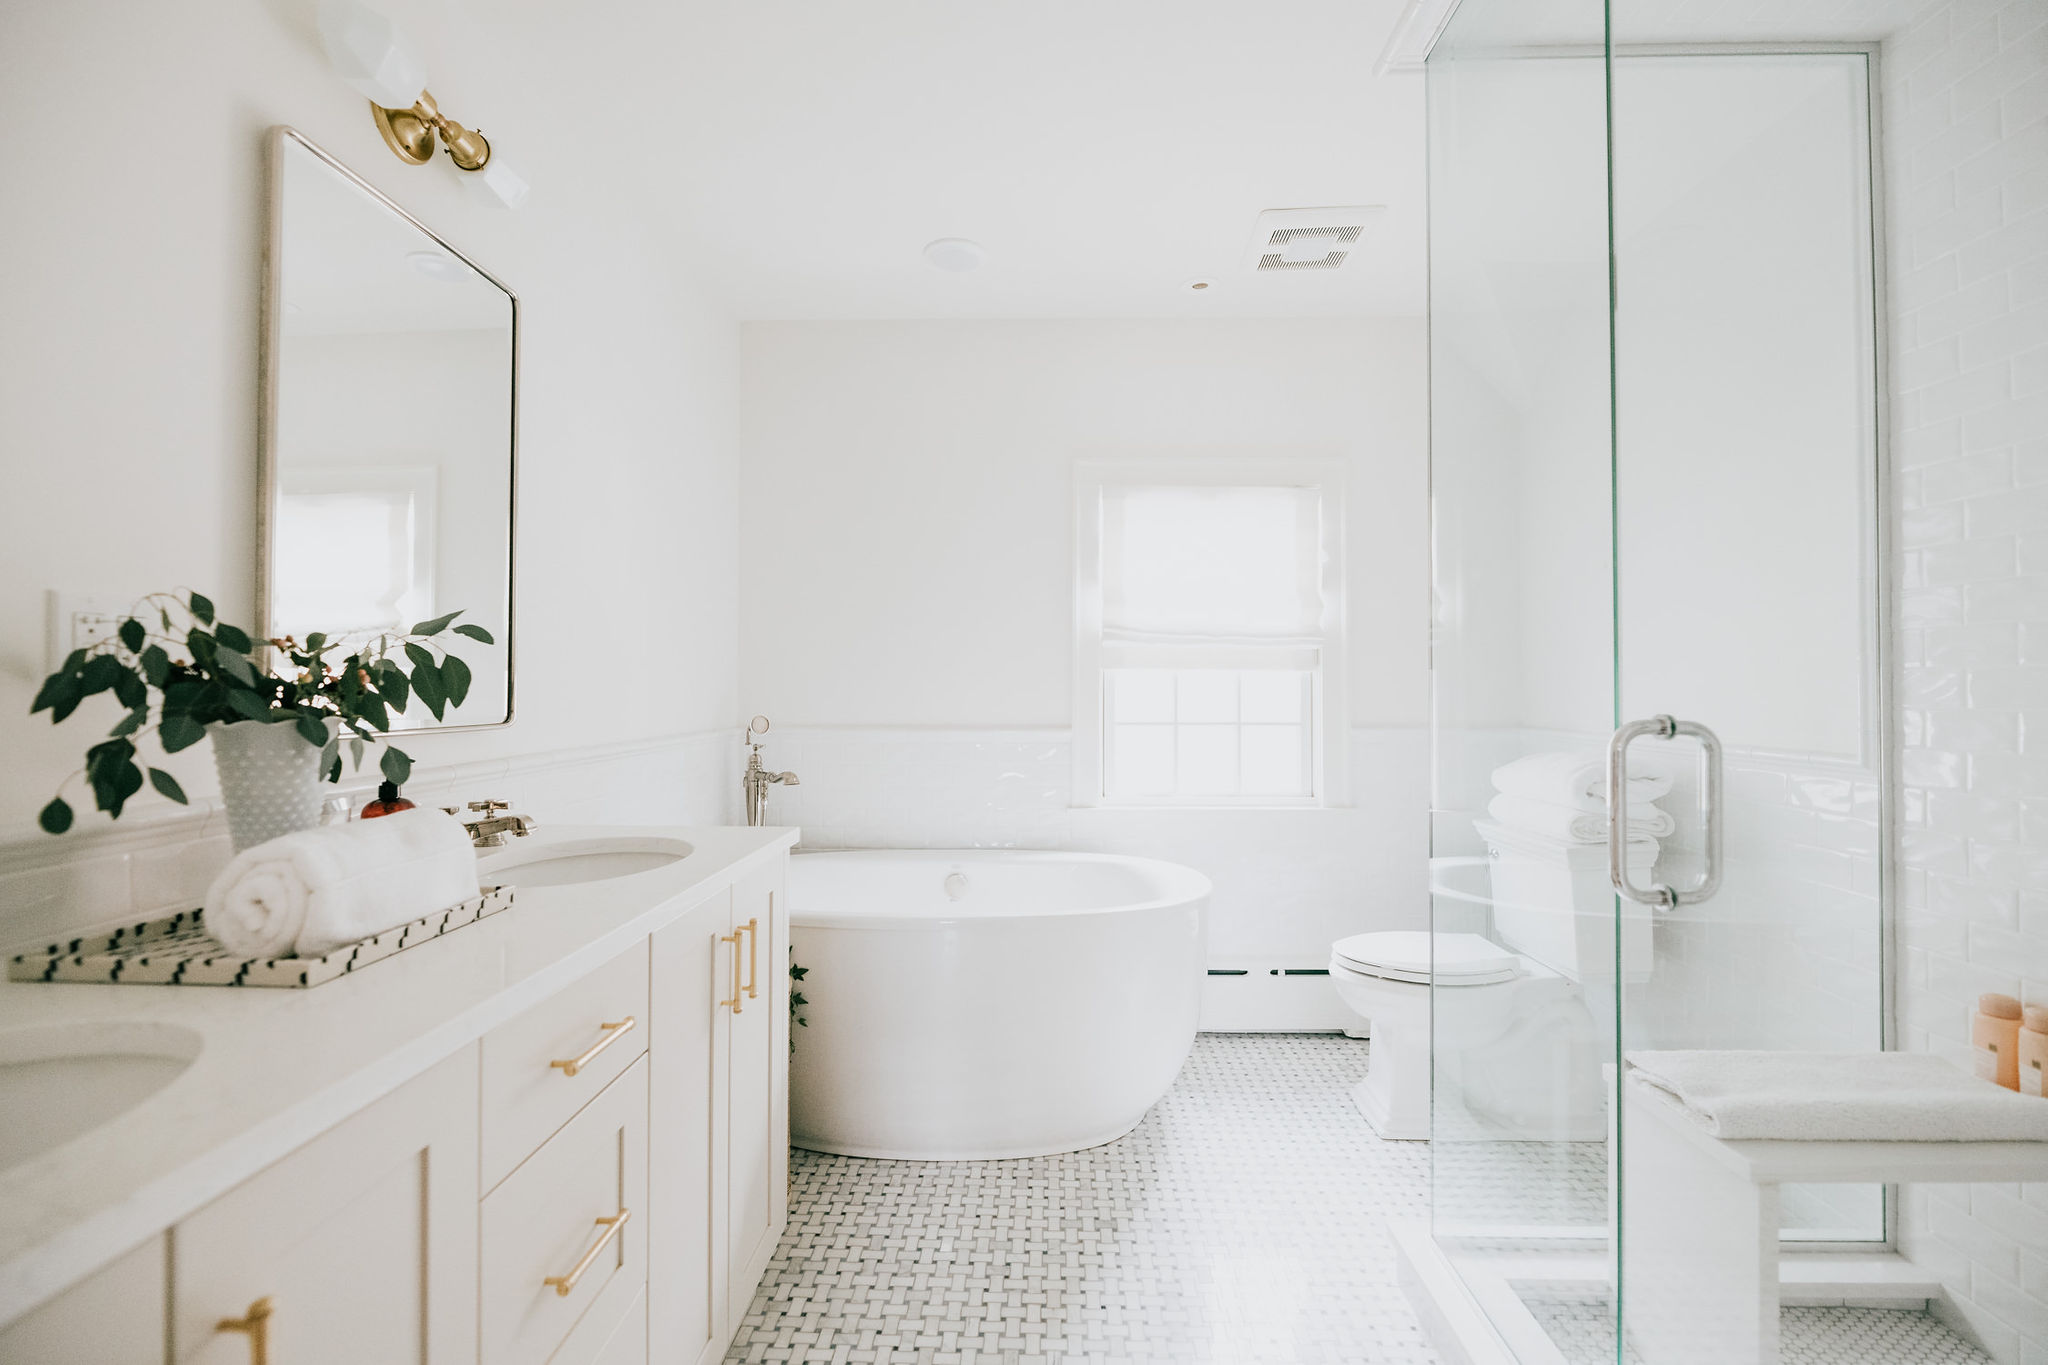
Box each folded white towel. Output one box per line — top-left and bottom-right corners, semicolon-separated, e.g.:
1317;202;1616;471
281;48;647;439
1487;793;1675;844
1625;1050;2048;1142
204;809;479;958
1492;750;1673;813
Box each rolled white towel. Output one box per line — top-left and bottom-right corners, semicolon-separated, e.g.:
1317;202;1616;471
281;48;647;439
1487;793;1676;844
204;808;479;958
1492;750;1673;812
1625;1050;2048;1142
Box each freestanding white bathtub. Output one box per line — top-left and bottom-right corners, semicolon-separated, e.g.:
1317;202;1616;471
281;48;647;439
788;850;1209;1160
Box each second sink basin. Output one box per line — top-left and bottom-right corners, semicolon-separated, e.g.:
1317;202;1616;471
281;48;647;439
0;1021;203;1173
478;835;694;889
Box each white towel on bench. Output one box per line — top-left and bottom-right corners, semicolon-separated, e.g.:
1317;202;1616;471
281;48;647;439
1624;1050;2048;1142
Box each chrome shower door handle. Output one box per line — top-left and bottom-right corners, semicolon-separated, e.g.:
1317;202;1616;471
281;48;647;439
1607;715;1723;909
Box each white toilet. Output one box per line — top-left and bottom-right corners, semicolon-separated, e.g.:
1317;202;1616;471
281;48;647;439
1330;820;1658;1141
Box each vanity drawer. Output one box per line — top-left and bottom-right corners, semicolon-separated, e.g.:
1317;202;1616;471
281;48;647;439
483;939;649;1190
482;1055;647;1365
549;1283;645;1365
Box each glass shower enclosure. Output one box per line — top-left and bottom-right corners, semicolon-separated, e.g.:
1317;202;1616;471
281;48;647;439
1425;1;1889;1360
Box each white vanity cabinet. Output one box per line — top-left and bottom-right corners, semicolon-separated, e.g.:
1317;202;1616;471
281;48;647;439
0;1237;164;1364
648;858;790;1365
172;1046;481;1364
0;837;792;1365
724;860;789;1325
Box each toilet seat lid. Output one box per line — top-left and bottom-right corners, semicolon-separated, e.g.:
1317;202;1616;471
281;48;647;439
1332;931;1520;985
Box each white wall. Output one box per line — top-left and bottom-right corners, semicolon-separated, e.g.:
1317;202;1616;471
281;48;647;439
0;1;741;935
1887;2;2048;1358
738;319;1430;972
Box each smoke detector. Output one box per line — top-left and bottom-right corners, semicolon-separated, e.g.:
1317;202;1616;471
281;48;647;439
1245;206;1386;273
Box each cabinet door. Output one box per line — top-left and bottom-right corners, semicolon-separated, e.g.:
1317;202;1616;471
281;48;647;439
647;889;732;1365
172;1046;479;1364
726;858;787;1323
0;1236;164;1365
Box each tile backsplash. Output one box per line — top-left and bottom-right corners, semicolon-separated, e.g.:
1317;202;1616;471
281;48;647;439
759;725;1431;964
0;730;736;951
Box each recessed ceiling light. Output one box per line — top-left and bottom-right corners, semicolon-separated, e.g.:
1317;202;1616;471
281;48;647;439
406;249;467;282
923;238;985;273
1185;278;1216;292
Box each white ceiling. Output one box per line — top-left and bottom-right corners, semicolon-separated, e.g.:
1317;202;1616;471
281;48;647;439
636;2;1429;320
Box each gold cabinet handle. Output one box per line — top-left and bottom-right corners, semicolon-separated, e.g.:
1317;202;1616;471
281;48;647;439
719;930;743;1014
217;1296;273;1365
742;916;760;1000
549;1017;635;1078
543;1208;631;1297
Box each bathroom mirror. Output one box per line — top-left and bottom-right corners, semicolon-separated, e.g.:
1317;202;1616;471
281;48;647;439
257;127;515;731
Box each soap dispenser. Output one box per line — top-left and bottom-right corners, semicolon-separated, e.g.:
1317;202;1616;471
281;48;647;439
1973;992;2023;1090
360;781;416;819
2019;1005;2048;1098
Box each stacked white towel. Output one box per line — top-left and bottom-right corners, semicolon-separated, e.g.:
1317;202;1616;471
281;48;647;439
1492;750;1672;811
1626;1050;2048;1142
1486;750;1674;847
204;808;480;959
1486;793;1675;843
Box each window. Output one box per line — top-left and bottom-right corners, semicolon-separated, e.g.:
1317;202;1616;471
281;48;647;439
273;466;437;641
1075;466;1345;806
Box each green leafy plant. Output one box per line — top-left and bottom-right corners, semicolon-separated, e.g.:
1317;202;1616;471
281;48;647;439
789;955;809;1054
29;590;495;835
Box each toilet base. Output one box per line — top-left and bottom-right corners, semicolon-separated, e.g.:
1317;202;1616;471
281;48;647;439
1352;1073;1429;1141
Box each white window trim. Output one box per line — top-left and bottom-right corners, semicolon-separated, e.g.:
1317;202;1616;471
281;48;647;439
1072;457;1350;809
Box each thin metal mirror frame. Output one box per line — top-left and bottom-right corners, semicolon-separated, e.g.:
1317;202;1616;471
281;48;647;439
255;125;518;733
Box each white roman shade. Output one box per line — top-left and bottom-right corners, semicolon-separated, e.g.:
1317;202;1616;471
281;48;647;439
1099;484;1326;668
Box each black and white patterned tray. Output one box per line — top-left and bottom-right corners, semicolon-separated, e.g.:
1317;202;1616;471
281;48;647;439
7;885;515;989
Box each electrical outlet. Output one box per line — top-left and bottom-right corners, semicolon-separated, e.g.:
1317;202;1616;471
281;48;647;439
45;591;141;674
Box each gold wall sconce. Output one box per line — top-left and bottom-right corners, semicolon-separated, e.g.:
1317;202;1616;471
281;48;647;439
317;0;529;209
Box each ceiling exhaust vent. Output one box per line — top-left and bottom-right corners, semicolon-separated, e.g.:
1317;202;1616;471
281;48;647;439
1246;206;1387;274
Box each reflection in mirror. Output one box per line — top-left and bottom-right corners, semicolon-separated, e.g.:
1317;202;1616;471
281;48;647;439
261;128;515;730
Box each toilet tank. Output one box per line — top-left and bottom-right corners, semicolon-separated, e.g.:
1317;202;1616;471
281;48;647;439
1473;819;1656;984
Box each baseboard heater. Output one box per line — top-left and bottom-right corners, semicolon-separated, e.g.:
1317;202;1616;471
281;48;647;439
1200;959;1359;1034
1207;967;1331;976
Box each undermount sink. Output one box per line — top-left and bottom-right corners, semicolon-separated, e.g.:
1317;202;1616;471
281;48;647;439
478;835;694;889
0;1021;202;1173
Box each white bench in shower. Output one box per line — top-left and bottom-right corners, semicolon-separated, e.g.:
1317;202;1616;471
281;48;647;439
1620;1078;2048;1365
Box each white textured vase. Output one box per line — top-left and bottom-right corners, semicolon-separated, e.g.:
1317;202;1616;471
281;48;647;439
209;719;334;852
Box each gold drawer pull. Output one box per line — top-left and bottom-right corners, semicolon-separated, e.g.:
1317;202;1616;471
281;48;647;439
742;916;760;1000
549;1017;635;1077
217;1296;273;1364
543;1208;631;1297
719;929;743;1014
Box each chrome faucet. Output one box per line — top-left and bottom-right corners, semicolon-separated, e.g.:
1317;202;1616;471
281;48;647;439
445;799;538;848
743;715;799;826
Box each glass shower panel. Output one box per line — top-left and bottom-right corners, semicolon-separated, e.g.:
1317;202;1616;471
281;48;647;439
1610;47;1886;1363
1426;0;1617;1357
1426;9;1888;1359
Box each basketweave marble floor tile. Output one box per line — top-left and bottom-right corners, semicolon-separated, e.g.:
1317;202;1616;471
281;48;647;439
724;1033;1994;1365
1521;1294;1994;1365
725;1034;1438;1365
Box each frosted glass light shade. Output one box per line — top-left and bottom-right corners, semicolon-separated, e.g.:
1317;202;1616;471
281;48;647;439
463;156;530;211
318;0;428;109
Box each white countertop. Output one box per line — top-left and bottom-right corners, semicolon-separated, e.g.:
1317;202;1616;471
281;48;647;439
0;823;798;1325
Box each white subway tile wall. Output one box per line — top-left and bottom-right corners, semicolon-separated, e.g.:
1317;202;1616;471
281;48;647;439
0;731;736;950
1890;1;2048;1359
756;726;1430;963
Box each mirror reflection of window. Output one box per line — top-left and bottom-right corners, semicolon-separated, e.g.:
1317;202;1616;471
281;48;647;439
273;467;437;641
